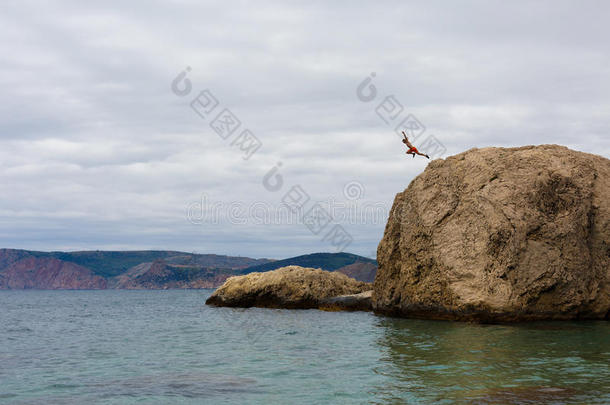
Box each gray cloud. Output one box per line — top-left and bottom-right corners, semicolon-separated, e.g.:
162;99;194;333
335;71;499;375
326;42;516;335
1;0;608;258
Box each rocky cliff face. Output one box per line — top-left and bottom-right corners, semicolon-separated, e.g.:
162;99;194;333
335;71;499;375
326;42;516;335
0;257;107;289
0;248;32;269
373;145;610;321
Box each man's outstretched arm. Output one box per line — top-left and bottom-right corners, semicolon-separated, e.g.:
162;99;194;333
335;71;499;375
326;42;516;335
402;131;413;147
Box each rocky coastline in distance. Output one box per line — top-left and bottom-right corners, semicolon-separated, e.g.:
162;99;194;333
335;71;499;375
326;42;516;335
0;250;376;290
208;145;610;322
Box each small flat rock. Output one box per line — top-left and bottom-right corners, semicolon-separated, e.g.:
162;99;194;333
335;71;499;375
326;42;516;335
319;290;373;312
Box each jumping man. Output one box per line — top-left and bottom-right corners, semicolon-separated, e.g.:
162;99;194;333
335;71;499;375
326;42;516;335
402;131;430;159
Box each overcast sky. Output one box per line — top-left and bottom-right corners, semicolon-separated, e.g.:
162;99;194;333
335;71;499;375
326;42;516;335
1;0;609;259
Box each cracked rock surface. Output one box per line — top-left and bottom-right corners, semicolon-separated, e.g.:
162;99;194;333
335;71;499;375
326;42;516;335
373;145;610;321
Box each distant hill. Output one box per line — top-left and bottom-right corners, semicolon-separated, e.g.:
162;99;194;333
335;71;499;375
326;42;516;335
334;262;378;283
109;259;243;289
240;252;377;282
0;249;272;289
0;249;377;289
28;250;270;278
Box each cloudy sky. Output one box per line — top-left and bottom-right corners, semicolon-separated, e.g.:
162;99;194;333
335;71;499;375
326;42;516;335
1;0;609;259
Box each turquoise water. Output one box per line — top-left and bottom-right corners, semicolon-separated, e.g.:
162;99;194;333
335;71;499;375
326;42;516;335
0;290;608;404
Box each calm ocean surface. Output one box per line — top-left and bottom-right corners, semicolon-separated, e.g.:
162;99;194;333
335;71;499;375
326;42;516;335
0;290;608;404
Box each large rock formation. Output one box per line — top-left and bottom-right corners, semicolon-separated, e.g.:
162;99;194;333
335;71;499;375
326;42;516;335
206;266;371;309
373;145;610;321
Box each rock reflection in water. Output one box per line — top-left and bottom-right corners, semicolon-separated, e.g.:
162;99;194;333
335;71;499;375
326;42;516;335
371;317;610;404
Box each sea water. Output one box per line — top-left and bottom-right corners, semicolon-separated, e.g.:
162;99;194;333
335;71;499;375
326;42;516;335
0;290;608;404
